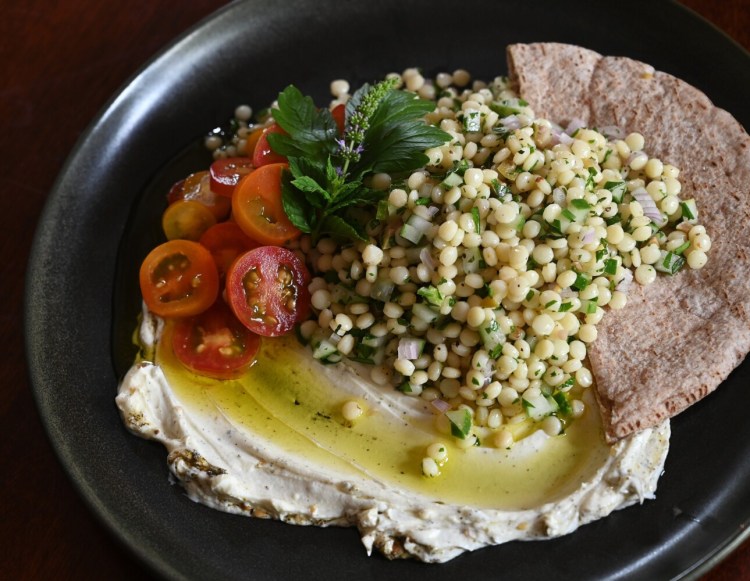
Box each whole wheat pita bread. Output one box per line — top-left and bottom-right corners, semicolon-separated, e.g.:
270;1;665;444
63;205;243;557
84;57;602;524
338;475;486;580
507;43;750;442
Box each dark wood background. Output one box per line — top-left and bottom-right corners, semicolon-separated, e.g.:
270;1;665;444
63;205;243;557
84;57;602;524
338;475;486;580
2;1;748;579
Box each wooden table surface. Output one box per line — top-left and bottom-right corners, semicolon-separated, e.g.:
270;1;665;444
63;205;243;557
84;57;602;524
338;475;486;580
2;1;748;579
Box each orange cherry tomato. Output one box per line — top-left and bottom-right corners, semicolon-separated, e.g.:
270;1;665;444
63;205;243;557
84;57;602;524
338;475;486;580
139;239;219;318
331;103;345;134
243;126;265;156
209;157;254;198
171;299;261;379
198;221;259;277
252;123;287;167
232;162;301;245
226;246;311;337
162;199;217;241
167;171;231;220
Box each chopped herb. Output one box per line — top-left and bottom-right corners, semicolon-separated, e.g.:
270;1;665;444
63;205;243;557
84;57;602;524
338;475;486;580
585;167;597;191
604;258;618;275
570;198;591;210
417;285;443;306
559;302;573;312
674;240;691;255
398;381;414;394
552;392;573;415
475;283;493;298
471;206;481;234
572;271;591;291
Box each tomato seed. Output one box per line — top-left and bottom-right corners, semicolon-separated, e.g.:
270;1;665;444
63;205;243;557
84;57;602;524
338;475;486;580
277;266;292;285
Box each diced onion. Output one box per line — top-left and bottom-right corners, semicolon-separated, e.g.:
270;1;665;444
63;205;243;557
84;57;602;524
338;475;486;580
565;118;586;136
419;246;436;270
616;268;633;293
500;115;522;131
430;399;451;414
632;187;666;226
549;122;574;145
398;337;422;360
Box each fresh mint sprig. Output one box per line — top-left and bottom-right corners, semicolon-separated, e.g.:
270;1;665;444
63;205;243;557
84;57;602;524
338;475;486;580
267;80;450;243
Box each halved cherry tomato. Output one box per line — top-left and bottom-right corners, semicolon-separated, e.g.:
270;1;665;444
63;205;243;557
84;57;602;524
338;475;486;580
209;157;254;198
139;239;219;318
232;162;301;245
167;171;231;220
331;103;345;134
199;221;259;277
243;126;265;156
162;199;216;241
171;299;261;379
226;246;311;337
252;123;287;168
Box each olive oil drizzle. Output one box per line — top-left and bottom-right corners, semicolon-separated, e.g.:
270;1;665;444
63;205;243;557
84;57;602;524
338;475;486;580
156;325;611;510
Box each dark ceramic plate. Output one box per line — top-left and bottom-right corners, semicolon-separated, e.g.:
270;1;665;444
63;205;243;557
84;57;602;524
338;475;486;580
26;0;750;579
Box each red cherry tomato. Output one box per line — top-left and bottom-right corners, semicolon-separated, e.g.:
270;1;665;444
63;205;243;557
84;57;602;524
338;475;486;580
232;162;301;245
252;123;287;168
167;171;231;220
209;157;254;198
226;246;311;337
139;240;219;318
199;221;259;277
331;103;345;134
171;300;261;379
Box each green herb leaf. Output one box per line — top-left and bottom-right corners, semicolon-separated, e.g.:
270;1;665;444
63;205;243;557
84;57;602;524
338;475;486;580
318;214;367;241
269;85;338;162
269;82;449;243
355;89;450;175
604;258;618;275
471;207;481;234
281;175;313;233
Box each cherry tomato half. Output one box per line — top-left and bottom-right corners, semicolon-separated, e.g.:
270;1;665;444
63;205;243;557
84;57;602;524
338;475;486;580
171;299;261;379
243;126;265;156
331;103;345;134
209;157;254;198
226;246;311;337
162;199;217;241
198;221;259;277
168;171;231;220
139;239;219;318
232;162;301;245
252;123;287;168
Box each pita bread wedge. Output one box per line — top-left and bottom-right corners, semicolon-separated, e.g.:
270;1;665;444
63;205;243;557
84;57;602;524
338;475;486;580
507;43;750;442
